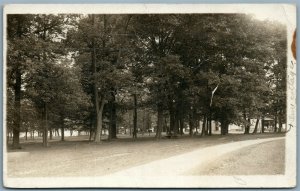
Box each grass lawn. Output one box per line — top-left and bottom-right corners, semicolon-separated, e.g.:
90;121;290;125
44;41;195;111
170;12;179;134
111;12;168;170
6;133;285;177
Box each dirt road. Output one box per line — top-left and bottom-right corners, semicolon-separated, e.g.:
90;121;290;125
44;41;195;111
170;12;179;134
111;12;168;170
6;134;285;177
187;138;285;175
109;137;285;176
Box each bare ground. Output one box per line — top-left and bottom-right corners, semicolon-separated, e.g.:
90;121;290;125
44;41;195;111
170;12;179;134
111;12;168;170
6;133;285;177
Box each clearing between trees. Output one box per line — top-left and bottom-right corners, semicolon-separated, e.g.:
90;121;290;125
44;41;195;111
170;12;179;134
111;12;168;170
7;133;284;177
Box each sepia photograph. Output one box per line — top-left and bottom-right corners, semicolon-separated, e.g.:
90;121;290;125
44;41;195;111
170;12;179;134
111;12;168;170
3;4;296;188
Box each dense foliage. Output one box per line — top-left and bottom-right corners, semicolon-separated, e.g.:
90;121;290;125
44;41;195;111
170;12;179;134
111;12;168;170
6;14;287;147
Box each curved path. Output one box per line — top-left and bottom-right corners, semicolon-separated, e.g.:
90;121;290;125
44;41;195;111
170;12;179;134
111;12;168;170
109;137;285;176
5;136;287;188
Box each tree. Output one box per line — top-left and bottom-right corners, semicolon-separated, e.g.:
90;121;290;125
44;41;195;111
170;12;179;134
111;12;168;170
130;15;186;138
267;22;287;133
48;59;91;141
24;14;71;146
7;14;34;148
68;15;132;142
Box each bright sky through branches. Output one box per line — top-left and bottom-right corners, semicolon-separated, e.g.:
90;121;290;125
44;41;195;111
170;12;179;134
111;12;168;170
245;6;293;24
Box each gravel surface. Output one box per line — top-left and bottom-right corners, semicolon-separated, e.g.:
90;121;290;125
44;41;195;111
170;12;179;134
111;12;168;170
188;139;285;175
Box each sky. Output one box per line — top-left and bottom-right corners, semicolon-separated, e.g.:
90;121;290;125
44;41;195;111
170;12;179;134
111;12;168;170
244;5;295;24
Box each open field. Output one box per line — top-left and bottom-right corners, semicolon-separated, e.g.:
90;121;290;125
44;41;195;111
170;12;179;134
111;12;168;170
6;133;285;177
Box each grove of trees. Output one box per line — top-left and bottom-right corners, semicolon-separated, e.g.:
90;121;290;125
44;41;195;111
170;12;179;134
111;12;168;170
6;14;287;149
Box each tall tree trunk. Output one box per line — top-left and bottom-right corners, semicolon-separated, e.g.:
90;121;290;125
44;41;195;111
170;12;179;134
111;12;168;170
274;114;278;133
247;118;251;134
278;111;283;132
252;119;260;134
89;124;93;141
129;111;132;135
43;103;48;147
243;111;250;134
141;110;145;136
201;115;207;136
156;104;163;139
148;112;152;136
221;121;229;135
133;93;137;139
91;15;106;143
49;127;53;140
220;115;229;135
60;115;65;141
109;92;117;139
208;106;212;136
168;101;175;135
207;118;212;136
12;66;21;149
94;99;105;143
163;116;167;133
209;119;212;135
179;119;184;135
261;116;265;133
89;117;94;141
12;17;24;149
205;119;208;135
174;105;180;136
174;118;179;136
189;112;194;136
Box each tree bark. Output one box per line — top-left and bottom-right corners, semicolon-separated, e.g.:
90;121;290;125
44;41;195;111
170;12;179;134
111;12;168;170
12;17;24;149
208;106;212;136
168;102;175;135
261;116;265;133
174;105;180;136
207;118;212;136
133;93;137;139
243;111;249;134
189;112;194;136
89;124;93;141
42;103;48;147
201;115;207;136
179;119;184;135
90;15;106;143
12;66;21;149
49;127;53;140
156;104;163;139
94;99;105;143
60;115;65;141
163;116;167;133
246;118;251;134
89;117;94;141
252;119;259;134
221;122;229;135
129;111;132;135
278;111;283;132
109;92;117;139
220;115;229;135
